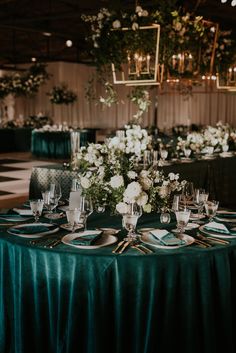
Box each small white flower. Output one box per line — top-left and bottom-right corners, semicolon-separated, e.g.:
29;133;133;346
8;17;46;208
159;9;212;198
112;20;121;29
123;181;142;203
168;173;176;181
127;171;137;180
136;191;148;206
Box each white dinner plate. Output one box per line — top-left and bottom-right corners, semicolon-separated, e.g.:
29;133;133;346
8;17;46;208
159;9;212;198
96;228;120;235
7;222;60;238
219;152;234;158
0;215;33;222
199;225;236;239
60;223;84;231
44;213;65;220
215;217;236;223
180;158;193;163
190;213;205;221
12;208;33;216
185;222;200;230
61;231;118;249
215;210;236;223
140;232;194;249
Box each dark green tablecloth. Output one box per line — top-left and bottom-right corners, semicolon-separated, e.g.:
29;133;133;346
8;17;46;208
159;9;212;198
31;129;97;159
1;211;236;353
0;128;32;152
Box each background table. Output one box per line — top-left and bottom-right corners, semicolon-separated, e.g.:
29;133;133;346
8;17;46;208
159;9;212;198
0;211;236;353
29;155;236;209
31;129;97;159
0;127;32;152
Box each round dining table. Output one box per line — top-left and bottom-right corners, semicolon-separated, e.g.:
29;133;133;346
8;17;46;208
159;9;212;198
0;211;236;353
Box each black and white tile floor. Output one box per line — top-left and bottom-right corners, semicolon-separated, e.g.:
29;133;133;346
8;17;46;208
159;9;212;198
0;157;57;208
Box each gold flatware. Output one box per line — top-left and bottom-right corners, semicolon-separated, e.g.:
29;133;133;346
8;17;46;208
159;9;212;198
193;239;211;248
118;240;132;254
112;240;125;254
131;245;146;254
46;239;61;248
197;233;229;245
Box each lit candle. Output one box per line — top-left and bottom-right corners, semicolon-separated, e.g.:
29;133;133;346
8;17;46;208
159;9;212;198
146;54;150;73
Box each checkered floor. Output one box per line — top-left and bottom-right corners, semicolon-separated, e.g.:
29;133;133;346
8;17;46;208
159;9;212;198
0;157;57;208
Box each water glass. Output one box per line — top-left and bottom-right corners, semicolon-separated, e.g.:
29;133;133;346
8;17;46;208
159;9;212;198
30;199;44;222
194;189;209;217
66;209;81;233
79;196;93;230
184;148;191;158
175;209;191;235
42;191;57;215
204;200;219;221
123;203;142;240
160;149;168;161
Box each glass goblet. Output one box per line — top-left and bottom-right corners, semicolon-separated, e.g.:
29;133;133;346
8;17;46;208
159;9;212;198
204;200;219;222
123;203;142;240
79;196;93;231
30;199;44;222
193;189;209;218
66;209;81;233
175;209;191;237
42;191;57;216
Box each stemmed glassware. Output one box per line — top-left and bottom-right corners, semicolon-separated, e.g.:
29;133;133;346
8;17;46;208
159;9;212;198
66;209;81;233
122;203;142;240
79;196;93;231
175;209;191;237
204;200;219;222
30;199;44;222
50;182;62;216
41;191;57;219
193;189;209;218
181;182;194;207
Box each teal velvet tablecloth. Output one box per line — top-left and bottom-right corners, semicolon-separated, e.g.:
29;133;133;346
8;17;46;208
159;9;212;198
31;129;97;159
1;211;236;353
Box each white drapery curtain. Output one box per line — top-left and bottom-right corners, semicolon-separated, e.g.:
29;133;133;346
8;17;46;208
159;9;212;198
9;61;236;129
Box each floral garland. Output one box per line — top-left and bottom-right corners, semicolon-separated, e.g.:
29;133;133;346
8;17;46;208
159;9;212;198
81;6;235;76
0;63;50;99
47;84;77;105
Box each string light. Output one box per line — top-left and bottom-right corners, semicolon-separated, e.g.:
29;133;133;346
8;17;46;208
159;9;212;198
66;40;73;47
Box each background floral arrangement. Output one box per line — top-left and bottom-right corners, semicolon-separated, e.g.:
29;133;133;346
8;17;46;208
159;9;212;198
0;63;50;99
76;124;186;213
0;114;52;129
47;84;77;105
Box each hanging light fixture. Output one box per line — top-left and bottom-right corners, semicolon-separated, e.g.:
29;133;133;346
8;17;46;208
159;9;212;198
220;0;236;6
111;23;161;86
216;64;236;91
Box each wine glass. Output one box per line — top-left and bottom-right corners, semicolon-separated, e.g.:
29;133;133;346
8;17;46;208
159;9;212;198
123;203;142;240
66;209;81;233
193;189;209;218
175;209;191;237
160;149;168;162
204;200;219;222
41;191;57;218
30;199;44;222
182;182;194;207
183;148;191;158
50;182;62;216
79;196;93;231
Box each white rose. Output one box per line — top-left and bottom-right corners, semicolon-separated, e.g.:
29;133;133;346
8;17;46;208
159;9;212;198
116;202;129;214
136;192;148;206
123;181;142;203
159;185;169;199
80;177;91;189
110;175;124;189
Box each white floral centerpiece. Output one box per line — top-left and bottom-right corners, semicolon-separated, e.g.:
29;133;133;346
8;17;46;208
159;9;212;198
77;124;186;213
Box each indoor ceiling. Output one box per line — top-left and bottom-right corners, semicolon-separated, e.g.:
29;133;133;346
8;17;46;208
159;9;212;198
0;0;235;69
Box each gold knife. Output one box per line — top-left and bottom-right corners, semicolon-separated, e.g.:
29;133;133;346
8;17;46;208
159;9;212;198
112;240;125;254
118;240;132;254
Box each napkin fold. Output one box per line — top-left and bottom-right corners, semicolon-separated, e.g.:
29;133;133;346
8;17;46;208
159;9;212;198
11;225;50;235
150;229;185;246
71;232;102;246
204;221;236;234
13;208;33;216
0;214;28;221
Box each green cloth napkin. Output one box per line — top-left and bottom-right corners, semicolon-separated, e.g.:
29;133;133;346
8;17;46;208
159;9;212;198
150;229;185;246
11;225;50;235
0;215;27;221
204;221;236;235
71;232;102;246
